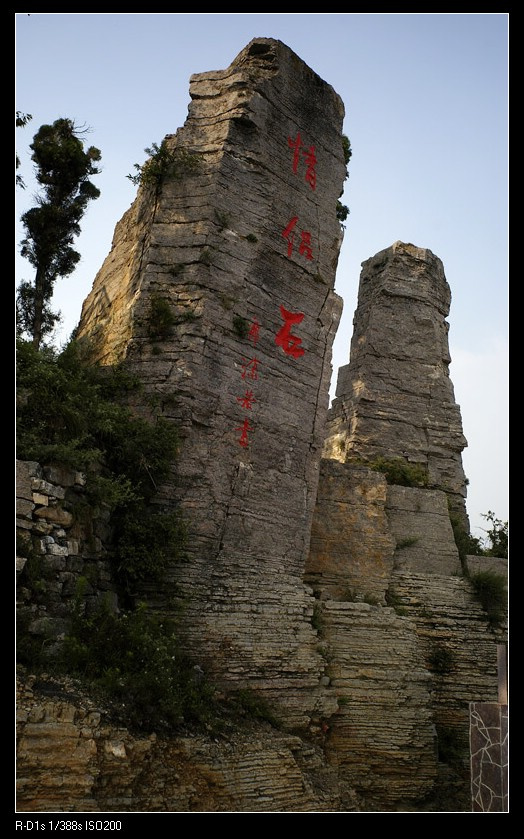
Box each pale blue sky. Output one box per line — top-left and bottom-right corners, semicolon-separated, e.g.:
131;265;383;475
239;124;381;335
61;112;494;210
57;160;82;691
15;13;508;539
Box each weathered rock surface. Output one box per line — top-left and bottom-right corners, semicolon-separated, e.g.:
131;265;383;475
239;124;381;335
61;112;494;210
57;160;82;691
16;672;357;813
76;38;347;726
305;458;507;810
16;40;507;814
324;241;469;525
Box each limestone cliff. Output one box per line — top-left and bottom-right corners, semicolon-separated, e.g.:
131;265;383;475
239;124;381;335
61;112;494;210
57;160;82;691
323;241;469;525
75;38;347;728
16;40;507;814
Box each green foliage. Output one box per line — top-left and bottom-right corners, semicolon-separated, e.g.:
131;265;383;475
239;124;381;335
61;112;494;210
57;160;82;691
228;688;281;728
447;501;481;574
127;141;200;189
358;456;429;488
311;603;324;633
16;111;33;189
232;314;250;339
148;294;176;341
214;209;229;230
17;118;101;348
385;589;408;616
481;511;508;559
469;570;507;627
396;536;419;549
113;509;186;588
16;338;182;595
245;233;258;243
428;643;455;675
62;601;216;732
336;201;350;223
342;134;352;171
336;134;352;226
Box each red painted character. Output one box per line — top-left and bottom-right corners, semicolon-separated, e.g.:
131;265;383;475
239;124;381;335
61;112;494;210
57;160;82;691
287;133;303;173
237;389;256;410
282;216;299;258
248;318;260;347
303;145;317;190
299;231;313;260
236;417;253;448
282;217;313;260
275;305;305;359
241;357;260;381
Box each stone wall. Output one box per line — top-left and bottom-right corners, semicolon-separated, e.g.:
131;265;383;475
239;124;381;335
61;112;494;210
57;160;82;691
16;460;116;645
470;702;508;812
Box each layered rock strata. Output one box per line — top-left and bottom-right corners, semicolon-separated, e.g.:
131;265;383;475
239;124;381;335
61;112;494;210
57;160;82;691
323;241;469;525
76;38;347;725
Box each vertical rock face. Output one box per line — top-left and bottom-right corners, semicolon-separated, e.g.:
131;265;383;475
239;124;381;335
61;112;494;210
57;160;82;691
324;241;469;523
76;38;346;725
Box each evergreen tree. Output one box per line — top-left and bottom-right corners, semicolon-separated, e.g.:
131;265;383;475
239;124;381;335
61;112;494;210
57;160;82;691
17;118;101;348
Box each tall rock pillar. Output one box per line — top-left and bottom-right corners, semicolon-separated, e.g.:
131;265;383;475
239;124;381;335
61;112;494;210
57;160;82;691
77;39;347;725
324;241;469;525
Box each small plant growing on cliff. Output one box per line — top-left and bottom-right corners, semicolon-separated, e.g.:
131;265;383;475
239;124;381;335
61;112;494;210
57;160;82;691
148;295;176;341
232;314;250;339
480;511;508;559
214;209;230;230
385;589;408;616
396;536;419;550
127;141;200;189
229;688;281;728
428;643;455;675
361;457;429;488
245;233;258;243
469;570;507;627
62;601;217;731
336;201;349;224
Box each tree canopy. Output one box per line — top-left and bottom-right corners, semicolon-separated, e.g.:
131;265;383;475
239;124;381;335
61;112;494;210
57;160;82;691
17;118;101;349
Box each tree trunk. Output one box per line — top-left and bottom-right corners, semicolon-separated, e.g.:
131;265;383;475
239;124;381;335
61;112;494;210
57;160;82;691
31;268;46;350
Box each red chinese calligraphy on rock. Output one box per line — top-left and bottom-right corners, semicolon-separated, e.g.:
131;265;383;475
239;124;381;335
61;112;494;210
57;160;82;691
303;145;317;190
287;133;303;173
237;389;256;410
282;216;298;258
241;357;260;381
299;231;313;260
236;417;253;448
275;305;305;359
287;133;317;190
248;318;260;347
282;217;313;260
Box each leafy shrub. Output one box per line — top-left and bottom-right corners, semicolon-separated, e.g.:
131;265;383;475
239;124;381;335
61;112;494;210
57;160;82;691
336;201;349;223
469;570;507;626
355;456;429;488
428;643;455;675
396;536;419;549
16;337;182;596
228;688;281;728
385;589;408;616
481;511;508;559
232;314;250;339
62;600;216;732
127;141;200;189
148;295;176;341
